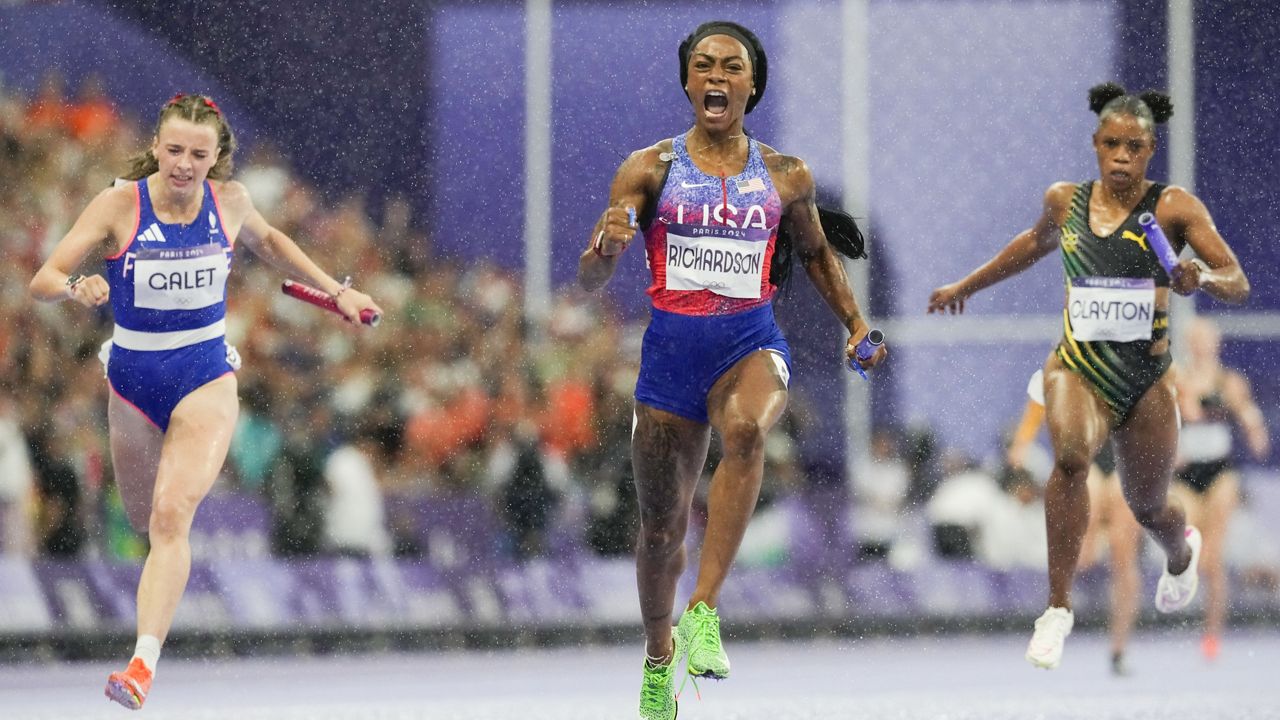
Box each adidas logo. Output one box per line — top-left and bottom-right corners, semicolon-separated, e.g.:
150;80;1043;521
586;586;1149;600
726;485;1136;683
137;223;167;244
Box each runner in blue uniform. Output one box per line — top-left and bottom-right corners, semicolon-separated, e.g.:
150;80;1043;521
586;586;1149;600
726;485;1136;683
29;93;382;709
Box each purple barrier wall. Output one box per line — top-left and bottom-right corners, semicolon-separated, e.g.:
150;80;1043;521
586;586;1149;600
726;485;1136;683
6;473;1280;633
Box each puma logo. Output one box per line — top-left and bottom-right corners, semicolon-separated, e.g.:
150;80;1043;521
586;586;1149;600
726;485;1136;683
1121;230;1149;252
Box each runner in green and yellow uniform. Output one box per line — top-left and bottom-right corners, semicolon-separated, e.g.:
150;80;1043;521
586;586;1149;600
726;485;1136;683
928;82;1251;669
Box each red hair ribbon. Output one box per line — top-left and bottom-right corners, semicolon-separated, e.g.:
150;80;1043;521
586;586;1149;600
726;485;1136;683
166;93;221;116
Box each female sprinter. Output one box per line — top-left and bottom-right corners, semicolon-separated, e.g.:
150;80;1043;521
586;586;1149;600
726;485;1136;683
927;82;1250;670
29;93;382;709
1173;316;1270;660
577;21;884;720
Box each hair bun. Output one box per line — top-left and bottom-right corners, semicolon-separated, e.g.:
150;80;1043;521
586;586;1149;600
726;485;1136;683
1138;91;1174;123
1088;82;1127;114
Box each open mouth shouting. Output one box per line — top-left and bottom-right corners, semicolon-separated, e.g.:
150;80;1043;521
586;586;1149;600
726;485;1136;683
703;90;729;120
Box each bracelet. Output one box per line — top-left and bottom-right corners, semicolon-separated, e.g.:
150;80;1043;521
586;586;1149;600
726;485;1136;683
331;276;352;298
65;274;85;297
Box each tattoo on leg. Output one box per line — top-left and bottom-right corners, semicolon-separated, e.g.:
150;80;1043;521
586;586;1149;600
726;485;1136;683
634;414;690;515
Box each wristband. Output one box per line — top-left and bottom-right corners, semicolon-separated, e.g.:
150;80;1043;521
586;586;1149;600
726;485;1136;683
65;274;85;296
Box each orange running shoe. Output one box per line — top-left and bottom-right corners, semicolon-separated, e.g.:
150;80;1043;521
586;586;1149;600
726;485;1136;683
1201;633;1221;661
105;657;153;710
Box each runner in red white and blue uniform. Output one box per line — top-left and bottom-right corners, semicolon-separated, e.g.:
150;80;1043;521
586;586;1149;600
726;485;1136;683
577;21;884;720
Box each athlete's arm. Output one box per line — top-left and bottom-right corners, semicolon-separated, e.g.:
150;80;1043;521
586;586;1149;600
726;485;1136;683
29;185;133;306
1222;370;1270;460
578;146;660;292
926;182;1070;314
221;181;382;322
775;153;884;369
1157;187;1250;303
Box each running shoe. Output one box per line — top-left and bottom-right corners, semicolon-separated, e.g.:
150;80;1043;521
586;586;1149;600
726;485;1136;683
1155;526;1202;613
105;657;153;710
1201;633;1220;661
638;632;683;720
677;601;730;680
1025;606;1074;669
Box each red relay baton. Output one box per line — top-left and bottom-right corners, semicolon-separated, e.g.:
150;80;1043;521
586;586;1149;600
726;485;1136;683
281;279;381;327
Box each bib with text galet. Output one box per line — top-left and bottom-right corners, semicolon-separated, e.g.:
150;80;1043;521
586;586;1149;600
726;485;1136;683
133;243;230;311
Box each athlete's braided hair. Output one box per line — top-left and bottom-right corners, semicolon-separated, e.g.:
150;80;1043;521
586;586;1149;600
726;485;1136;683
123;93;237;181
771;204;867;290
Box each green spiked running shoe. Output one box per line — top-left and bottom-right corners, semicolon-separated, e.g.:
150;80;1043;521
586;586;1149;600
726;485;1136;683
638;632;683;720
678;601;730;680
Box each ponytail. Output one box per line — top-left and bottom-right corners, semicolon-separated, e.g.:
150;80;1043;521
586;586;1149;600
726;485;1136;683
771;206;866;288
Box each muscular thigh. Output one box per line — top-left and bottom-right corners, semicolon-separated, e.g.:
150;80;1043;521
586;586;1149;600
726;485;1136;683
706;349;789;434
108;392;165;531
153;373;239;505
1043;353;1112;468
631;403;712;513
1112;370;1179;508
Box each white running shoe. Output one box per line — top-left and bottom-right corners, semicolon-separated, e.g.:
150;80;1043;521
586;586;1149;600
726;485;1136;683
1155;526;1202;613
1025;607;1074;670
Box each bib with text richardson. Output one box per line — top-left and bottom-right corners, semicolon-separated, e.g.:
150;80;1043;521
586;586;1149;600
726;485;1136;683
664;223;769;299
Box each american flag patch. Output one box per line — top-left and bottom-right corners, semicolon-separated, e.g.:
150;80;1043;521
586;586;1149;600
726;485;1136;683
736;177;767;194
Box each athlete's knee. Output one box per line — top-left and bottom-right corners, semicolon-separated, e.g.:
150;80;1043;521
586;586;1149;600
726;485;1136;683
719;416;766;460
637;518;687;558
1052;451;1093;480
1127;503;1168;529
148;492;200;541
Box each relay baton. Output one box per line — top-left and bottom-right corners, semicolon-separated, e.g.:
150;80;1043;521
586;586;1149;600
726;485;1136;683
1137;212;1180;276
846;328;884;380
281;279;381;327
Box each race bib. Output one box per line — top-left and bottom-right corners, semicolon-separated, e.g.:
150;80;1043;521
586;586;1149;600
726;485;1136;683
664;223;769;299
133;243;230;311
1067;277;1156;342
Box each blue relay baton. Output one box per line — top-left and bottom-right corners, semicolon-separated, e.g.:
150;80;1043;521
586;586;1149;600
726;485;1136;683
1137;212;1179;276
846;328;884;380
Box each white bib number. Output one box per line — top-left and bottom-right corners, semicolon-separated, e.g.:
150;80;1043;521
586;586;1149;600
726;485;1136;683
133;243;229;311
1067;277;1156;342
664;223;769;299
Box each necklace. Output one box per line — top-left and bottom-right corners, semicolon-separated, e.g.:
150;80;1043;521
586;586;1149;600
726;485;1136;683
691;132;745;155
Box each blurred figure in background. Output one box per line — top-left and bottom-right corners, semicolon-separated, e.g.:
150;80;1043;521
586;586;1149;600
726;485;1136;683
0;382;36;556
925;452;1001;561
978;466;1049;572
1173;316;1271;660
322;419;392;558
851;428;910;562
1008;369;1142;675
